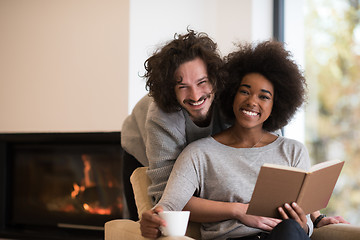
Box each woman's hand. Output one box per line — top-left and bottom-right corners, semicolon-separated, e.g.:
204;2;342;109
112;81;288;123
278;202;308;232
240;214;282;231
139;206;166;239
238;204;282;231
316;215;350;227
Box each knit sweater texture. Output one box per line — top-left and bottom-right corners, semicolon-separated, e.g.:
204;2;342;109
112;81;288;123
121;95;230;203
157;136;314;240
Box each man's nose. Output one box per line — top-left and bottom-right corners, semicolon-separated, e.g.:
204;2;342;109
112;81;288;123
188;87;203;101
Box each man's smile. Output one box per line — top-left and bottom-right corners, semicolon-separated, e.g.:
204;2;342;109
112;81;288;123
189;99;205;106
184;95;209;108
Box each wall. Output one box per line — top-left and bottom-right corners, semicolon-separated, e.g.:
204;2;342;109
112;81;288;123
0;0;129;133
0;0;273;133
128;0;273;111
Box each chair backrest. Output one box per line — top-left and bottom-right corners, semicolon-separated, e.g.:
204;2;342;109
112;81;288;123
129;167;153;219
129;167;201;239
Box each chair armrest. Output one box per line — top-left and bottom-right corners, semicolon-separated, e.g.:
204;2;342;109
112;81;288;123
105;220;144;240
104;219;195;240
311;224;360;240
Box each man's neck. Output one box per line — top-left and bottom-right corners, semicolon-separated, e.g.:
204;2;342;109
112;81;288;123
191;107;213;128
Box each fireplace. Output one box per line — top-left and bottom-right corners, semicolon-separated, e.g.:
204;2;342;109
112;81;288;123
0;132;126;240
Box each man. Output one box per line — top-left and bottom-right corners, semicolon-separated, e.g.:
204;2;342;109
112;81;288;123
121;29;229;220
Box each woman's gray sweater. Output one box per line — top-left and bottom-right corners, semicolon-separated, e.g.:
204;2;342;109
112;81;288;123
157;136;314;240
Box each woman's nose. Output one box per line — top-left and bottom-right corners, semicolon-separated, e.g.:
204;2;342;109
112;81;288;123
246;95;257;106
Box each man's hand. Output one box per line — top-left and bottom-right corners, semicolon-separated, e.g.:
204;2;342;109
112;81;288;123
140;206;166;239
278;202;308;233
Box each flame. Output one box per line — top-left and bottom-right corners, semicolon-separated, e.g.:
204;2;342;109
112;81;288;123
65;154;123;216
83;203;90;211
71;183;85;199
83;203;111;215
71;183;80;199
82;154;96;188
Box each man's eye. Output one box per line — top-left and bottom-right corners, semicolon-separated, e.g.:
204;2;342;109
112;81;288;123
198;80;207;85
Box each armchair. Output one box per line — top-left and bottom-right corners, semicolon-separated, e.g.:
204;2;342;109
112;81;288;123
105;167;360;240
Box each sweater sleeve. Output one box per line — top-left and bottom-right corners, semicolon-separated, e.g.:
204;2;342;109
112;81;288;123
145;103;187;204
121;95;153;166
156;145;199;211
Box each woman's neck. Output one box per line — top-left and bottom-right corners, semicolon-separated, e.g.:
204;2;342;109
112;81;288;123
214;125;273;149
230;125;265;148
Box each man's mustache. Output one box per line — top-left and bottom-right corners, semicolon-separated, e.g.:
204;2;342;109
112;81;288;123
183;94;211;105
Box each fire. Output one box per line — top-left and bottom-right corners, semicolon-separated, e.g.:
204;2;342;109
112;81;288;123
83;203;112;215
66;154;123;216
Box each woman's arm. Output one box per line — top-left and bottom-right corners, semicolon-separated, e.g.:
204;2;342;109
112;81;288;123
183;196;242;222
140;206;166;239
310;211;350;228
184;196;281;231
140;198;282;238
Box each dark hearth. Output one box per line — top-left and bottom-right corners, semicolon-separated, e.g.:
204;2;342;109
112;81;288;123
0;132;125;240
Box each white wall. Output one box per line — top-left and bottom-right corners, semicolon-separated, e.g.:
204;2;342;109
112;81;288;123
0;0;273;133
128;0;217;111
0;0;129;133
128;0;273;112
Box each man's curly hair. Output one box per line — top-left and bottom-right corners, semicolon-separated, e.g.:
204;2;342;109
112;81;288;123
220;41;307;132
144;29;225;113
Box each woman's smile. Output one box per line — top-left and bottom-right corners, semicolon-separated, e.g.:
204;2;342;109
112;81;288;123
242;109;260;117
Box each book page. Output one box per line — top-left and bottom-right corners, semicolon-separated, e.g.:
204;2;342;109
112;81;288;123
309;159;342;172
247;165;306;218
262;163;306;173
297;160;344;214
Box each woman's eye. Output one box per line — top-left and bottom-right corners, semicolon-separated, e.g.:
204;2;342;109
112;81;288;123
260;95;270;100
239;90;248;95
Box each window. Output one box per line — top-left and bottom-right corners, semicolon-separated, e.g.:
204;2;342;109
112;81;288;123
285;0;360;225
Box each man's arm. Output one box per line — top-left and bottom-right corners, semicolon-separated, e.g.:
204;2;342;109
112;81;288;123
145;105;187;203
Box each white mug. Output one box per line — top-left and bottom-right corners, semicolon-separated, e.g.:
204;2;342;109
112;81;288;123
158;211;190;236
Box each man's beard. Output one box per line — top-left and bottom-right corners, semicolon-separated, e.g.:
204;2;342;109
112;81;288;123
182;93;211;106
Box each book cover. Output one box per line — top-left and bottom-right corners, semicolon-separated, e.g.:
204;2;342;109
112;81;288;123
246;159;344;218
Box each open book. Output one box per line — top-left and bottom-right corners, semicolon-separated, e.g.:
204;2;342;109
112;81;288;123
246;159;344;218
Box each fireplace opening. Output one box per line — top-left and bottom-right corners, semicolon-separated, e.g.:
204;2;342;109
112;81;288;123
0;132;126;240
